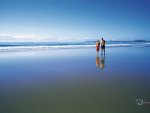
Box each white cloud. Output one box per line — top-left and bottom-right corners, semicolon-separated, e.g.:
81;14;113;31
0;33;49;42
0;33;95;42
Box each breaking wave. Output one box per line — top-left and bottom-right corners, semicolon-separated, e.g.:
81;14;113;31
0;41;150;52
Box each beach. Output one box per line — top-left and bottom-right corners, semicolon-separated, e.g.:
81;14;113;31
0;47;150;113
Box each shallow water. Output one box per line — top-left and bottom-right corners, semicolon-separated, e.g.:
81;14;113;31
0;47;150;113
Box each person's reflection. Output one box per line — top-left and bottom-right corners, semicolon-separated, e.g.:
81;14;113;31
96;54;105;70
96;54;100;68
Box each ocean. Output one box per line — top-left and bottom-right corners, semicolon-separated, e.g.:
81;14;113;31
0;40;150;52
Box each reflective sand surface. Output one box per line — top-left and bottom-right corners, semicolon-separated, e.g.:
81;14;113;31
0;47;150;113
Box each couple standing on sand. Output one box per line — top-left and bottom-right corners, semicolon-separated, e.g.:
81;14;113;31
96;38;106;55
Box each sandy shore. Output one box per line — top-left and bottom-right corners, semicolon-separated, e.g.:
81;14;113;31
0;47;150;113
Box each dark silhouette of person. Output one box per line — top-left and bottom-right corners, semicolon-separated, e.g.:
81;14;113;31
100;38;106;55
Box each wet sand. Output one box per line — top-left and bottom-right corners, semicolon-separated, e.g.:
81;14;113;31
0;47;150;113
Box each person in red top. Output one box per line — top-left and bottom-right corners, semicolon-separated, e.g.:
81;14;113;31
96;40;100;53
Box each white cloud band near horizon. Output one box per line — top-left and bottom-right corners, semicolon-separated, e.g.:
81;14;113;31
0;33;97;42
0;33;146;42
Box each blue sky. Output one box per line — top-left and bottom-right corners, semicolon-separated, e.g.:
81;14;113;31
0;0;150;41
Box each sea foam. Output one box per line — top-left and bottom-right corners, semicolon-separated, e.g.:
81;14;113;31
0;41;150;52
